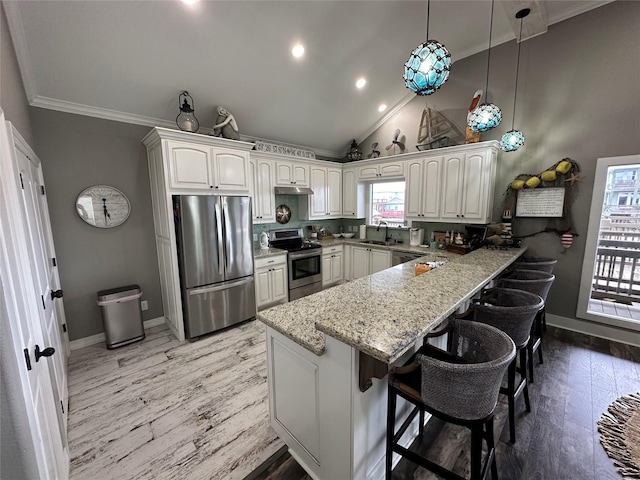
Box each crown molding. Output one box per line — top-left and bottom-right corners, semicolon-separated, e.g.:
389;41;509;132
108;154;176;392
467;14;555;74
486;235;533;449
3;2;37;103
547;0;614;26
30;96;176;129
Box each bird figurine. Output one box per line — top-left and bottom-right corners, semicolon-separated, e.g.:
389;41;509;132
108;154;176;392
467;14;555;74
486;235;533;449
385;129;406;154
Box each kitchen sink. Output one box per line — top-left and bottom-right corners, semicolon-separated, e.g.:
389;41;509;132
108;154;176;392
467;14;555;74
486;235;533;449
358;240;388;245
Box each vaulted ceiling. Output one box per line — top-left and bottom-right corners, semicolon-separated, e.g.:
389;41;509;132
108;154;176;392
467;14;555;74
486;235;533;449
5;0;612;158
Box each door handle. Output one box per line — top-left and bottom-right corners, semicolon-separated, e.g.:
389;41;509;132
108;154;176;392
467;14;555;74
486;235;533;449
51;289;64;300
35;345;55;362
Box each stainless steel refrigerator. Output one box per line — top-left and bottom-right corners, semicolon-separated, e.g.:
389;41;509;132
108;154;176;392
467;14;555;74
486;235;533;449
173;195;256;339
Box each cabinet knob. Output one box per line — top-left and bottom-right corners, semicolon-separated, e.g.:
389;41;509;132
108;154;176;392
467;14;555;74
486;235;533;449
210;185;214;188
35;345;55;362
51;289;63;300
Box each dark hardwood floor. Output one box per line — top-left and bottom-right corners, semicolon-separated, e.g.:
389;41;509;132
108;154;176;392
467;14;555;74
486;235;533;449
249;326;639;480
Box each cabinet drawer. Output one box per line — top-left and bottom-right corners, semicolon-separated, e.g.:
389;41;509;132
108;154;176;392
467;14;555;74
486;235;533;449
322;245;343;255
255;254;287;270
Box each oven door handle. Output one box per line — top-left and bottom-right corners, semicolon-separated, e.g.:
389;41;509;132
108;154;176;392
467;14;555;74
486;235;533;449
288;250;321;261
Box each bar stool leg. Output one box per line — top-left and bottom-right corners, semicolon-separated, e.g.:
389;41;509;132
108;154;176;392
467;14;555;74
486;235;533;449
470;423;483;480
507;358;516;444
486;416;498;480
520;348;531;413
386;388;396;479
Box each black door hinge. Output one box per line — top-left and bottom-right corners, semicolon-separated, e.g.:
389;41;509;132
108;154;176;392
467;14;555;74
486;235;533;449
62;323;67;333
19;173;24;189
41;295;45;310
40;185;45;195
60;401;64;414
24;348;32;371
52;257;57;267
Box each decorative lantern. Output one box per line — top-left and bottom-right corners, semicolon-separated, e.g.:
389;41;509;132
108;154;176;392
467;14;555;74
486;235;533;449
346;139;363;161
500;130;525;151
176;91;199;133
403;0;451;96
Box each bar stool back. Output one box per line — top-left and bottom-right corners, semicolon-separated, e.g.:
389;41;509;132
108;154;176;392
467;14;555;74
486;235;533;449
497;269;555;382
515;256;557;274
469;288;544;443
386;319;515;480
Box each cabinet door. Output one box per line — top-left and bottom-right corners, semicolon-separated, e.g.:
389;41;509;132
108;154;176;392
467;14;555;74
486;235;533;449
275;161;309;186
460;152;488;221
212;149;249;191
351;247;370;280
379;162;404;178
255;267;273;309
271;265;288;303
422;157;442;219
405;159;424;218
327;168;342;216
342;168;357;217
256;160;275;222
167;141;212;190
292;164;309;186
440;154;464;221
331;252;343;284
369;249;391;275
309;166;328;218
322;254;333;287
357;165;380;180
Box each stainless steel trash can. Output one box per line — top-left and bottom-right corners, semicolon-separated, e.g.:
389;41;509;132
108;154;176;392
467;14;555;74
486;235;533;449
97;285;145;349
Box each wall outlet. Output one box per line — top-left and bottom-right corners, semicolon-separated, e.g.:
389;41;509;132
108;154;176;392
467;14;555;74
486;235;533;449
141;300;148;311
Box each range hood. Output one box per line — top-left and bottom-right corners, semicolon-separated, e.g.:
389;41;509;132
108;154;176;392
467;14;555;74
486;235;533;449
274;186;314;195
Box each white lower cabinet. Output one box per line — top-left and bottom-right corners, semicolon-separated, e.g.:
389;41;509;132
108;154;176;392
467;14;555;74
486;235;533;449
348;246;391;280
322;245;343;287
255;254;288;310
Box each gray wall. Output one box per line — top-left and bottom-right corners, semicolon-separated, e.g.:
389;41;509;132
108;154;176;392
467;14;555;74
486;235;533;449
31;108;163;341
1;3;39;478
361;1;640;324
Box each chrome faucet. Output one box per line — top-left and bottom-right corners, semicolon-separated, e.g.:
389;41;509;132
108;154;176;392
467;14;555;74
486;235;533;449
377;221;391;242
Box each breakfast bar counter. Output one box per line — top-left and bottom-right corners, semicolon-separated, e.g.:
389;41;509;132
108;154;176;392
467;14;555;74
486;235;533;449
257;246;526;480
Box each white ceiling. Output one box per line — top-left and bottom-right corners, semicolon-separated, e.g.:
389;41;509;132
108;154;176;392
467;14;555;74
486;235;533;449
5;0;612;158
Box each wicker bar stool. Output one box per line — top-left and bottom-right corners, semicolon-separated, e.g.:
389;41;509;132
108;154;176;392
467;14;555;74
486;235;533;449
513;257;557;331
497;269;555;383
466;288;544;444
386;319;515;480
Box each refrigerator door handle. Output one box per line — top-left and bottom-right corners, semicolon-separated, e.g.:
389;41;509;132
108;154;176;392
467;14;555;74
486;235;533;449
222;201;230;271
189;277;254;295
214;200;224;276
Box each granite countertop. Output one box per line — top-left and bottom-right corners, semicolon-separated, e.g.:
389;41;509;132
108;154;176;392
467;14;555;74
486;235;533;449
254;247;288;259
319;238;456;259
257;246;526;364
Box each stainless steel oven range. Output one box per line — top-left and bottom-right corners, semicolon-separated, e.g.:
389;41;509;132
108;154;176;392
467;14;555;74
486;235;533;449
269;228;322;301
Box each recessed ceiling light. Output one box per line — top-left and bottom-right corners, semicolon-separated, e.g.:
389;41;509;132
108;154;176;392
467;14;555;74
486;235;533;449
180;0;199;5
292;44;305;58
378;104;387;112
355;78;367;89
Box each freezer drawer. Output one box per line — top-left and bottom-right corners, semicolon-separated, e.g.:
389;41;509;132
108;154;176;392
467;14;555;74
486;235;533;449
184;276;256;339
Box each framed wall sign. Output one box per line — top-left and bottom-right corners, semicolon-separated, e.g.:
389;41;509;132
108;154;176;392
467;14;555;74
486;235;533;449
516;187;565;217
76;185;131;228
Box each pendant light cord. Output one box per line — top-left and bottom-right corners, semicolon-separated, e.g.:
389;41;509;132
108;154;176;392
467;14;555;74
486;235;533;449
511;17;524;130
484;0;495;103
425;0;430;42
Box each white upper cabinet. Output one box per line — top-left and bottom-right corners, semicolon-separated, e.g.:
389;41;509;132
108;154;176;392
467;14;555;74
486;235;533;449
342;167;364;218
165;137;250;193
275;161;310;187
249;157;275;223
356;160;404;180
440;147;497;223
300;165;342;220
405;156;443;220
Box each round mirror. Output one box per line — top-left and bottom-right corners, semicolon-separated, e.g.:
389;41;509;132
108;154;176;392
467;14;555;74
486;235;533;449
76;185;130;228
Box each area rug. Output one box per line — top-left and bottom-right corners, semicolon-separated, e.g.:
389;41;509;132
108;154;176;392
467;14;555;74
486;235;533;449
597;392;640;479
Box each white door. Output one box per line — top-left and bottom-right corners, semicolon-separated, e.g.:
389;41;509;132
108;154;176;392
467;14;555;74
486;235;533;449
327;168;342;216
257;160;275;222
369;249;391;275
309;166;328;217
212;149;249;191
1;115;68;479
331;252;343;284
167;141;212;190
351;247;370;280
15;132;69;448
422;157;442;219
271;265;288;303
255;268;272;309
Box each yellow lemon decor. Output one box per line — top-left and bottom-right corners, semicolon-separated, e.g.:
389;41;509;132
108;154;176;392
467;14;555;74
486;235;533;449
511;179;525;190
556;160;572;174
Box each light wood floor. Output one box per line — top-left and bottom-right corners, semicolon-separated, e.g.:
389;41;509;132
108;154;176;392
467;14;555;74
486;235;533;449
67;320;283;480
253;326;640;480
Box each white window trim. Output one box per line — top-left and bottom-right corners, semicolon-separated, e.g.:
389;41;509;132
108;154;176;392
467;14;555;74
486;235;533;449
576;154;640;332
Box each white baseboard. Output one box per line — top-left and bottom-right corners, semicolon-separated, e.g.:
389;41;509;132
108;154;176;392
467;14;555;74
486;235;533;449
547;314;640;347
69;316;166;350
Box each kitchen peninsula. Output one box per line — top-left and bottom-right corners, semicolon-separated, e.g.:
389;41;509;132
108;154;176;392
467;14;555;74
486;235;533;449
257;245;526;480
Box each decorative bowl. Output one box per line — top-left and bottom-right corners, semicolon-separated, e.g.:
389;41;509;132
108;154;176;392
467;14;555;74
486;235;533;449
342;233;354;238
332;233;342;238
